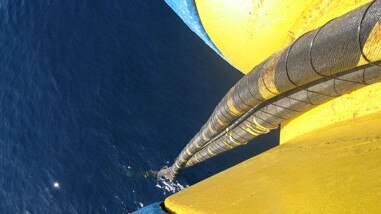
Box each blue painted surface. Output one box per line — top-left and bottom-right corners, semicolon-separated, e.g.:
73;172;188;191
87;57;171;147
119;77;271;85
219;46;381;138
164;0;225;59
132;202;167;214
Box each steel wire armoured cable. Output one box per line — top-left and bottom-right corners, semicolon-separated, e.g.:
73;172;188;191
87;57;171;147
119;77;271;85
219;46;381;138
158;1;381;180
185;65;381;166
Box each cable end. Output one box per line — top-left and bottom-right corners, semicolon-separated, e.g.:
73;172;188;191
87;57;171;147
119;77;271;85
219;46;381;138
157;166;176;181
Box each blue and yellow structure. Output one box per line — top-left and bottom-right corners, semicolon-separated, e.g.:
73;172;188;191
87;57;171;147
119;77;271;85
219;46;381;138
137;0;381;213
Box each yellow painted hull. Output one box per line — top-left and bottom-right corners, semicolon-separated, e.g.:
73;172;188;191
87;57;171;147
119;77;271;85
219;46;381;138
164;0;381;213
165;82;381;213
195;0;372;73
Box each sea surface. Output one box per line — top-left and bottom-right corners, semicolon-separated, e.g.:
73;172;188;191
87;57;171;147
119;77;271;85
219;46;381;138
0;0;279;213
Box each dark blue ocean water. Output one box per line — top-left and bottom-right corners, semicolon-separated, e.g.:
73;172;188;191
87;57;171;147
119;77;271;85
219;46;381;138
0;0;279;213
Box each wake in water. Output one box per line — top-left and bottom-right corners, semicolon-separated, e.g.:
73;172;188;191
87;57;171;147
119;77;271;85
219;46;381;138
156;165;189;195
124;166;188;195
155;176;188;195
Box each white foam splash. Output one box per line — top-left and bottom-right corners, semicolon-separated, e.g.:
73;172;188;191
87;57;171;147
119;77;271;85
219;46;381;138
155;177;188;195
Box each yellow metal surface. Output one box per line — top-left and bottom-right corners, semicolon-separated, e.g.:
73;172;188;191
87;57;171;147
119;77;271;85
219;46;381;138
165;83;381;213
358;18;381;66
165;1;381;212
280;82;381;145
194;0;371;73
